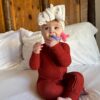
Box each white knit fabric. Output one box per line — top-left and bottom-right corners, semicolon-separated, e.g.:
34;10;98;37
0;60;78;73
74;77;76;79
38;4;65;29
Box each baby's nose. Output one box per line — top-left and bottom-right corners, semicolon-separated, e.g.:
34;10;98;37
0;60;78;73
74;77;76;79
50;32;54;34
49;32;56;37
49;27;55;34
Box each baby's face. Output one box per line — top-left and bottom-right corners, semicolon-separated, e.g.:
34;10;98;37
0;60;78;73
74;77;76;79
41;20;63;41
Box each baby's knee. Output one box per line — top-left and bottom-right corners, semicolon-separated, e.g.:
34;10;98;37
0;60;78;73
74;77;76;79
73;72;84;85
71;72;84;84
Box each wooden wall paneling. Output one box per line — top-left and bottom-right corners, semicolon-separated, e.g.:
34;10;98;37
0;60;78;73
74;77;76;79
65;0;81;24
10;0;41;31
2;0;12;31
40;0;49;11
0;0;5;32
88;0;95;25
48;0;65;5
80;0;88;22
0;0;88;32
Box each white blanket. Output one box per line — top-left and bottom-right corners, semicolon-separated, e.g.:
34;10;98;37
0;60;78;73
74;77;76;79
68;63;100;100
0;63;100;100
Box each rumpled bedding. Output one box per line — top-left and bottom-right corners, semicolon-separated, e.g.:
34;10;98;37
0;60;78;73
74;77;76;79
0;62;100;100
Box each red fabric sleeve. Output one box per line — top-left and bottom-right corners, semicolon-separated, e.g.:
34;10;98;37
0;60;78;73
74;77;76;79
29;52;40;70
50;43;71;67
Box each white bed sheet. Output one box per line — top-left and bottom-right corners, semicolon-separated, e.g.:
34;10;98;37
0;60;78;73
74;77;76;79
68;63;100;100
0;63;100;100
0;63;42;100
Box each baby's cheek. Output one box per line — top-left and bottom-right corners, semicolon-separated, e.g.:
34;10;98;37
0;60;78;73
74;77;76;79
42;33;49;40
56;32;61;37
47;33;50;38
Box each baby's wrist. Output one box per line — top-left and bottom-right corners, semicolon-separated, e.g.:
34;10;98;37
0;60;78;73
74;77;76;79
33;50;40;54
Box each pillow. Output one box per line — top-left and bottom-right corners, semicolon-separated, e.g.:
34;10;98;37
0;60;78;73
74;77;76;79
64;22;100;67
20;22;100;69
19;28;44;69
0;30;22;70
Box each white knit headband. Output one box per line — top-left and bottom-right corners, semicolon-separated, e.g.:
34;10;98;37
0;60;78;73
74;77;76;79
38;4;65;30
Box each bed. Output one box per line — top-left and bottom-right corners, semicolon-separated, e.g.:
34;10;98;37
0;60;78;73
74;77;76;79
0;64;100;100
0;22;100;100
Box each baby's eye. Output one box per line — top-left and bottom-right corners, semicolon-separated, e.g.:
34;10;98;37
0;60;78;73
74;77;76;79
55;26;59;29
44;27;49;30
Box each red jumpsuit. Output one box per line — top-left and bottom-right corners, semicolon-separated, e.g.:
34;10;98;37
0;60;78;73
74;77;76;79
29;42;84;100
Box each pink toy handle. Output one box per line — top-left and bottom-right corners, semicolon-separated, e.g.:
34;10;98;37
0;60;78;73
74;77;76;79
49;32;69;42
60;32;69;42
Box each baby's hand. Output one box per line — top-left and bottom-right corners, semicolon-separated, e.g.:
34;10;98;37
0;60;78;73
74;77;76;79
33;42;43;54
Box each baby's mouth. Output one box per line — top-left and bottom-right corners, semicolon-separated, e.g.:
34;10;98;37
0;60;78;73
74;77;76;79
49;32;61;41
50;35;61;41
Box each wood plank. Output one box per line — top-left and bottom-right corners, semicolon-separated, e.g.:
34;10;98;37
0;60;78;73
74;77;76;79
10;0;40;31
2;0;12;31
80;0;88;22
65;0;81;24
88;0;95;25
0;0;5;32
8;0;88;31
48;0;65;5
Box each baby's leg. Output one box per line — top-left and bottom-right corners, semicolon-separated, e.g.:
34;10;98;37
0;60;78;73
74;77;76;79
57;97;72;100
62;72;84;100
37;80;64;100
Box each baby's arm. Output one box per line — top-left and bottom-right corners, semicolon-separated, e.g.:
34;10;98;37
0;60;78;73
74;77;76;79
50;43;71;67
29;42;43;70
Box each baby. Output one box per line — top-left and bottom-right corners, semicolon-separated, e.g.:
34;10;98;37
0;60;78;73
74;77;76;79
29;4;84;100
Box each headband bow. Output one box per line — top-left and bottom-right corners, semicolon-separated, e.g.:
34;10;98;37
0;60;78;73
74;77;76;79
38;4;65;28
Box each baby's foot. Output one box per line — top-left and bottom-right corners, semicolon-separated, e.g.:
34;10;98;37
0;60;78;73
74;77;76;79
57;97;72;100
81;88;88;95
